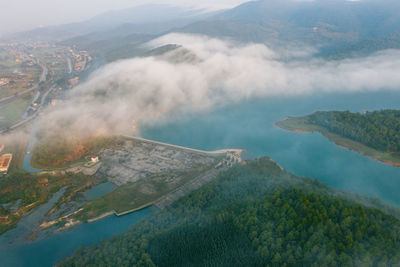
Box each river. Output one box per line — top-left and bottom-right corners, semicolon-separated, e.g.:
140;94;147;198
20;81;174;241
1;90;400;266
0;182;152;267
0;206;153;267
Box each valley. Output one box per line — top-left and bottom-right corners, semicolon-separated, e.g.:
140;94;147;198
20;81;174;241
0;42;91;133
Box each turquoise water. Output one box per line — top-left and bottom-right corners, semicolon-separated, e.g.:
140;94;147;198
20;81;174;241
0;207;153;267
82;182;117;201
22;154;42;173
0;182;143;267
142;91;400;207
0;188;67;247
22;120;42;173
1;90;400;266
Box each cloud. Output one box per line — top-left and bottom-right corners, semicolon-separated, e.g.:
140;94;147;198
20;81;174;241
37;33;400;138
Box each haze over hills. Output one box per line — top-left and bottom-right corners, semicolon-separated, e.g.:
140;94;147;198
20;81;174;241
5;0;400;61
2;1;398;42
1;4;220;42
179;0;400;48
5;0;400;146
64;0;400;61
3;1;400;266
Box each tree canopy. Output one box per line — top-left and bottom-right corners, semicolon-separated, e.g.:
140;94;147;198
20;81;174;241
60;158;400;267
308;110;400;153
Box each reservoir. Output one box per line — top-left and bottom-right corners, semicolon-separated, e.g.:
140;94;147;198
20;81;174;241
1;90;400;266
143;90;400;207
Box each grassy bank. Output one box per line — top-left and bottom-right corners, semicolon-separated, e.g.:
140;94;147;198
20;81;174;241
72;166;214;222
31;136;122;169
0;170;102;234
0;95;33;130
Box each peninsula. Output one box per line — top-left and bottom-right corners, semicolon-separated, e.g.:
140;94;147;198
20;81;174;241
276;110;400;167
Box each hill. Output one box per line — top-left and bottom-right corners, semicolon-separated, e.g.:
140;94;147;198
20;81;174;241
64;0;400;62
176;0;400;57
60;157;400;266
8;0;400;62
2;4;217;43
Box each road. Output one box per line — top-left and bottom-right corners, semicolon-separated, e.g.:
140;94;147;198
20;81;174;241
81;56;87;72
0;61;48;105
67;58;72;74
0;84;55;134
1;52;91;134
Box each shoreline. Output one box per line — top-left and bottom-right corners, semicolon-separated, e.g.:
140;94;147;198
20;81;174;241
275;119;400;168
11;134;244;237
43;149;240;231
122;135;244;156
87;204;154;223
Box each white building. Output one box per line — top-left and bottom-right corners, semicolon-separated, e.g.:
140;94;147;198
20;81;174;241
91;156;99;163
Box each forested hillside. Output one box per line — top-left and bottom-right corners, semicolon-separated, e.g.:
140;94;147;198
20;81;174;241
308;110;400;153
60;158;400;267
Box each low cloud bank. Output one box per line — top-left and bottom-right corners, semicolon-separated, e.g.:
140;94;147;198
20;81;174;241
38;33;400;137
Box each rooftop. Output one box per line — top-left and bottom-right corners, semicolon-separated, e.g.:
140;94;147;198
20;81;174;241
0;154;12;173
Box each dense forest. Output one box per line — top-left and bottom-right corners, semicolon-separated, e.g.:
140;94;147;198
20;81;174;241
321;33;400;59
308;110;400;153
60;158;400;267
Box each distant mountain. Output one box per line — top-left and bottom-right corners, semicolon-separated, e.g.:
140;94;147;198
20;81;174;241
177;20;278;43
2;4;219;43
66;0;400;63
178;0;400;47
320;33;400;59
85;4;208;27
10;0;400;61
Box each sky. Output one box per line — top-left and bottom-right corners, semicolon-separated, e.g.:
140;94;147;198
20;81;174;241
0;0;249;36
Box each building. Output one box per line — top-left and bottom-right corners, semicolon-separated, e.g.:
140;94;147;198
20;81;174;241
91;156;99;163
0;78;10;87
68;77;79;87
0;154;12;174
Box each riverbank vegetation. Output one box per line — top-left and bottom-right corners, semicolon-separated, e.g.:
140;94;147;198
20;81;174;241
1;133;29;174
72;165;214;222
276;110;400;166
31;135;121;169
308;110;400;153
0;170;99;235
60;158;400;266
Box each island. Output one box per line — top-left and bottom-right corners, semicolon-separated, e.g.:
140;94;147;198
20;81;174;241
276;110;400;166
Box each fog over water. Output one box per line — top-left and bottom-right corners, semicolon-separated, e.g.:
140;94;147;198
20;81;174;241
36;33;400;140
2;33;400;267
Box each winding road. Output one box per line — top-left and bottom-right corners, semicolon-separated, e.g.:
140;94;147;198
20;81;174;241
0;61;48;106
